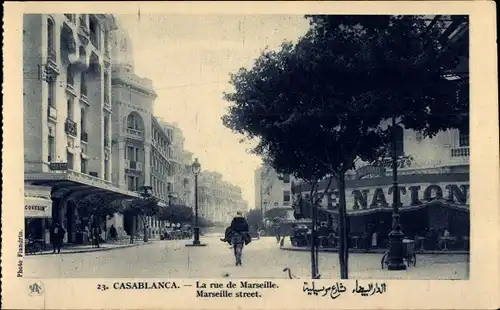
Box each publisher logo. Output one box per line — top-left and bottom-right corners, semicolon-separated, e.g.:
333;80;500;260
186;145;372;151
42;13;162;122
28;281;44;296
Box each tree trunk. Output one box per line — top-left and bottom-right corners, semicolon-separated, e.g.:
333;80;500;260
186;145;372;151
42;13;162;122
130;216;136;244
143;216;148;243
337;170;349;279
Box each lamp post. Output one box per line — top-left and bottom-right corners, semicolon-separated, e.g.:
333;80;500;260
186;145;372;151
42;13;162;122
186;158;207;247
387;116;407;270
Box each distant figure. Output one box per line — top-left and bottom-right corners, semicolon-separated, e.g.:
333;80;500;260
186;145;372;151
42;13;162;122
51;223;66;254
92;225;101;248
109;225;118;242
372;231;378;248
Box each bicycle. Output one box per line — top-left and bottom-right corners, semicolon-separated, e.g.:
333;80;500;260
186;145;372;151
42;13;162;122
25;239;43;255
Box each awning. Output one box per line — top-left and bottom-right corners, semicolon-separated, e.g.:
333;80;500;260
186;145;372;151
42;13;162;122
347;199;469;217
25;196;53;218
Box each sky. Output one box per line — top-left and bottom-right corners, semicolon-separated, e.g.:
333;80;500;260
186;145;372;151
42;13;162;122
117;14;310;209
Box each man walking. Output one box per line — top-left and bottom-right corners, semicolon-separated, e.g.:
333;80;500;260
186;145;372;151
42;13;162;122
51;223;66;254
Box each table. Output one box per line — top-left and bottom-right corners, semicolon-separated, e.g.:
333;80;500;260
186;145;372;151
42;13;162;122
415;236;426;251
439;236;456;251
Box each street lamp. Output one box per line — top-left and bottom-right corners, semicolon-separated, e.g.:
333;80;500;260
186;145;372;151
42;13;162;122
186;158;207;247
168;193;173;209
387;116;407;270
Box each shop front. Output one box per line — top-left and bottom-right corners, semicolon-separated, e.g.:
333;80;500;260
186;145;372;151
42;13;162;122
24;185;53;245
293;171;470;251
25;170;140;245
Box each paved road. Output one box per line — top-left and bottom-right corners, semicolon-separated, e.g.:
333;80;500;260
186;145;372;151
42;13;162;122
23;236;469;279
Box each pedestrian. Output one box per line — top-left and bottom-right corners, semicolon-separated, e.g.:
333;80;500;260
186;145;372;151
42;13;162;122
92;225;101;248
371;231;378;249
51;223;65;254
109;225;118;242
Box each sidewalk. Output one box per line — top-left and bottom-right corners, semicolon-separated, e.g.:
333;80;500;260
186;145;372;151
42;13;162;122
26;239;158;256
280;245;469;255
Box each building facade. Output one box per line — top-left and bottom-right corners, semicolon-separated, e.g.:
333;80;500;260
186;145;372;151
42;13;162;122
110;24;180;239
198;171;248;224
23;13;141;245
254;165;293;219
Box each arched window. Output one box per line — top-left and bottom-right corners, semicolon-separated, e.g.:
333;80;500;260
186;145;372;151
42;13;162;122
127;114;137;129
47;18;56;62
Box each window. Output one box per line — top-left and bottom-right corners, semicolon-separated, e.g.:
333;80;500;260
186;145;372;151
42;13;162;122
67;99;73;120
80;72;87;97
67;152;74;170
89;17;99;49
48;135;55;162
459;127;469;147
48;80;55;107
127;114;139;129
127;176;136;191
126;146;135;161
67;65;74;87
80;108;86;132
81;159;87;174
47;18;55;62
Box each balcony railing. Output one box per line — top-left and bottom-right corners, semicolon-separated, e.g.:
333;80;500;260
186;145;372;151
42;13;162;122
127;128;143;138
104;138;110;148
81;131;88;143
451;146;470;157
65;118;78;137
47;105;57;120
126;160;143;171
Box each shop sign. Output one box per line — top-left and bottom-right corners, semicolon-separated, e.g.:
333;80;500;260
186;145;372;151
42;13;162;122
348;182;469;211
49;162;68;171
24;197;52;218
355;165;386;179
312;182;469;212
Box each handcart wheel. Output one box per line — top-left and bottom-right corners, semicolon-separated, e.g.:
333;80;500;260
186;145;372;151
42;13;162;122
381;252;389;269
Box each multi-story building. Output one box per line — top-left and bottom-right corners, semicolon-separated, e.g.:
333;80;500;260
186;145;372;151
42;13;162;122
109;23;174;239
291;15;469;243
198;171;248;224
23;14;140;245
254;165;293;219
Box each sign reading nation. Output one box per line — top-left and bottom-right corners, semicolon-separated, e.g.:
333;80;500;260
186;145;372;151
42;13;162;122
308;182;469;213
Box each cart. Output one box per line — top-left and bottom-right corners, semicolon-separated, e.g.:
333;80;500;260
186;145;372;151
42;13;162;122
381;238;417;269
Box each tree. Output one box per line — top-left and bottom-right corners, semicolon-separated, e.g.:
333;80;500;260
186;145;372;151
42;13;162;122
76;193;121;236
158;204;193;224
264;207;288;221
120;187;161;243
223;15;468;279
245;208;263;232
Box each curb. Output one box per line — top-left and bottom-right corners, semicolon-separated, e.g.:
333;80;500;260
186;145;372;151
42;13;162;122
26;241;154;256
279;246;469;255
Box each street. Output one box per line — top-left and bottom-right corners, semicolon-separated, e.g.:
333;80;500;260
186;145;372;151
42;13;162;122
23;236;468;279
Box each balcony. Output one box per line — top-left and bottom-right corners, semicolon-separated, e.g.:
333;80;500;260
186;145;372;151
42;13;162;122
90;31;99;50
451;146;470;157
126;128;144;140
81;131;88;143
65;118;78;137
104;137;110;149
125;160;143;171
47;105;57;121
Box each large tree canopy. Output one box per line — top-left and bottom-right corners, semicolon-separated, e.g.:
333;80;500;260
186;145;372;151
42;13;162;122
223;15;468;279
